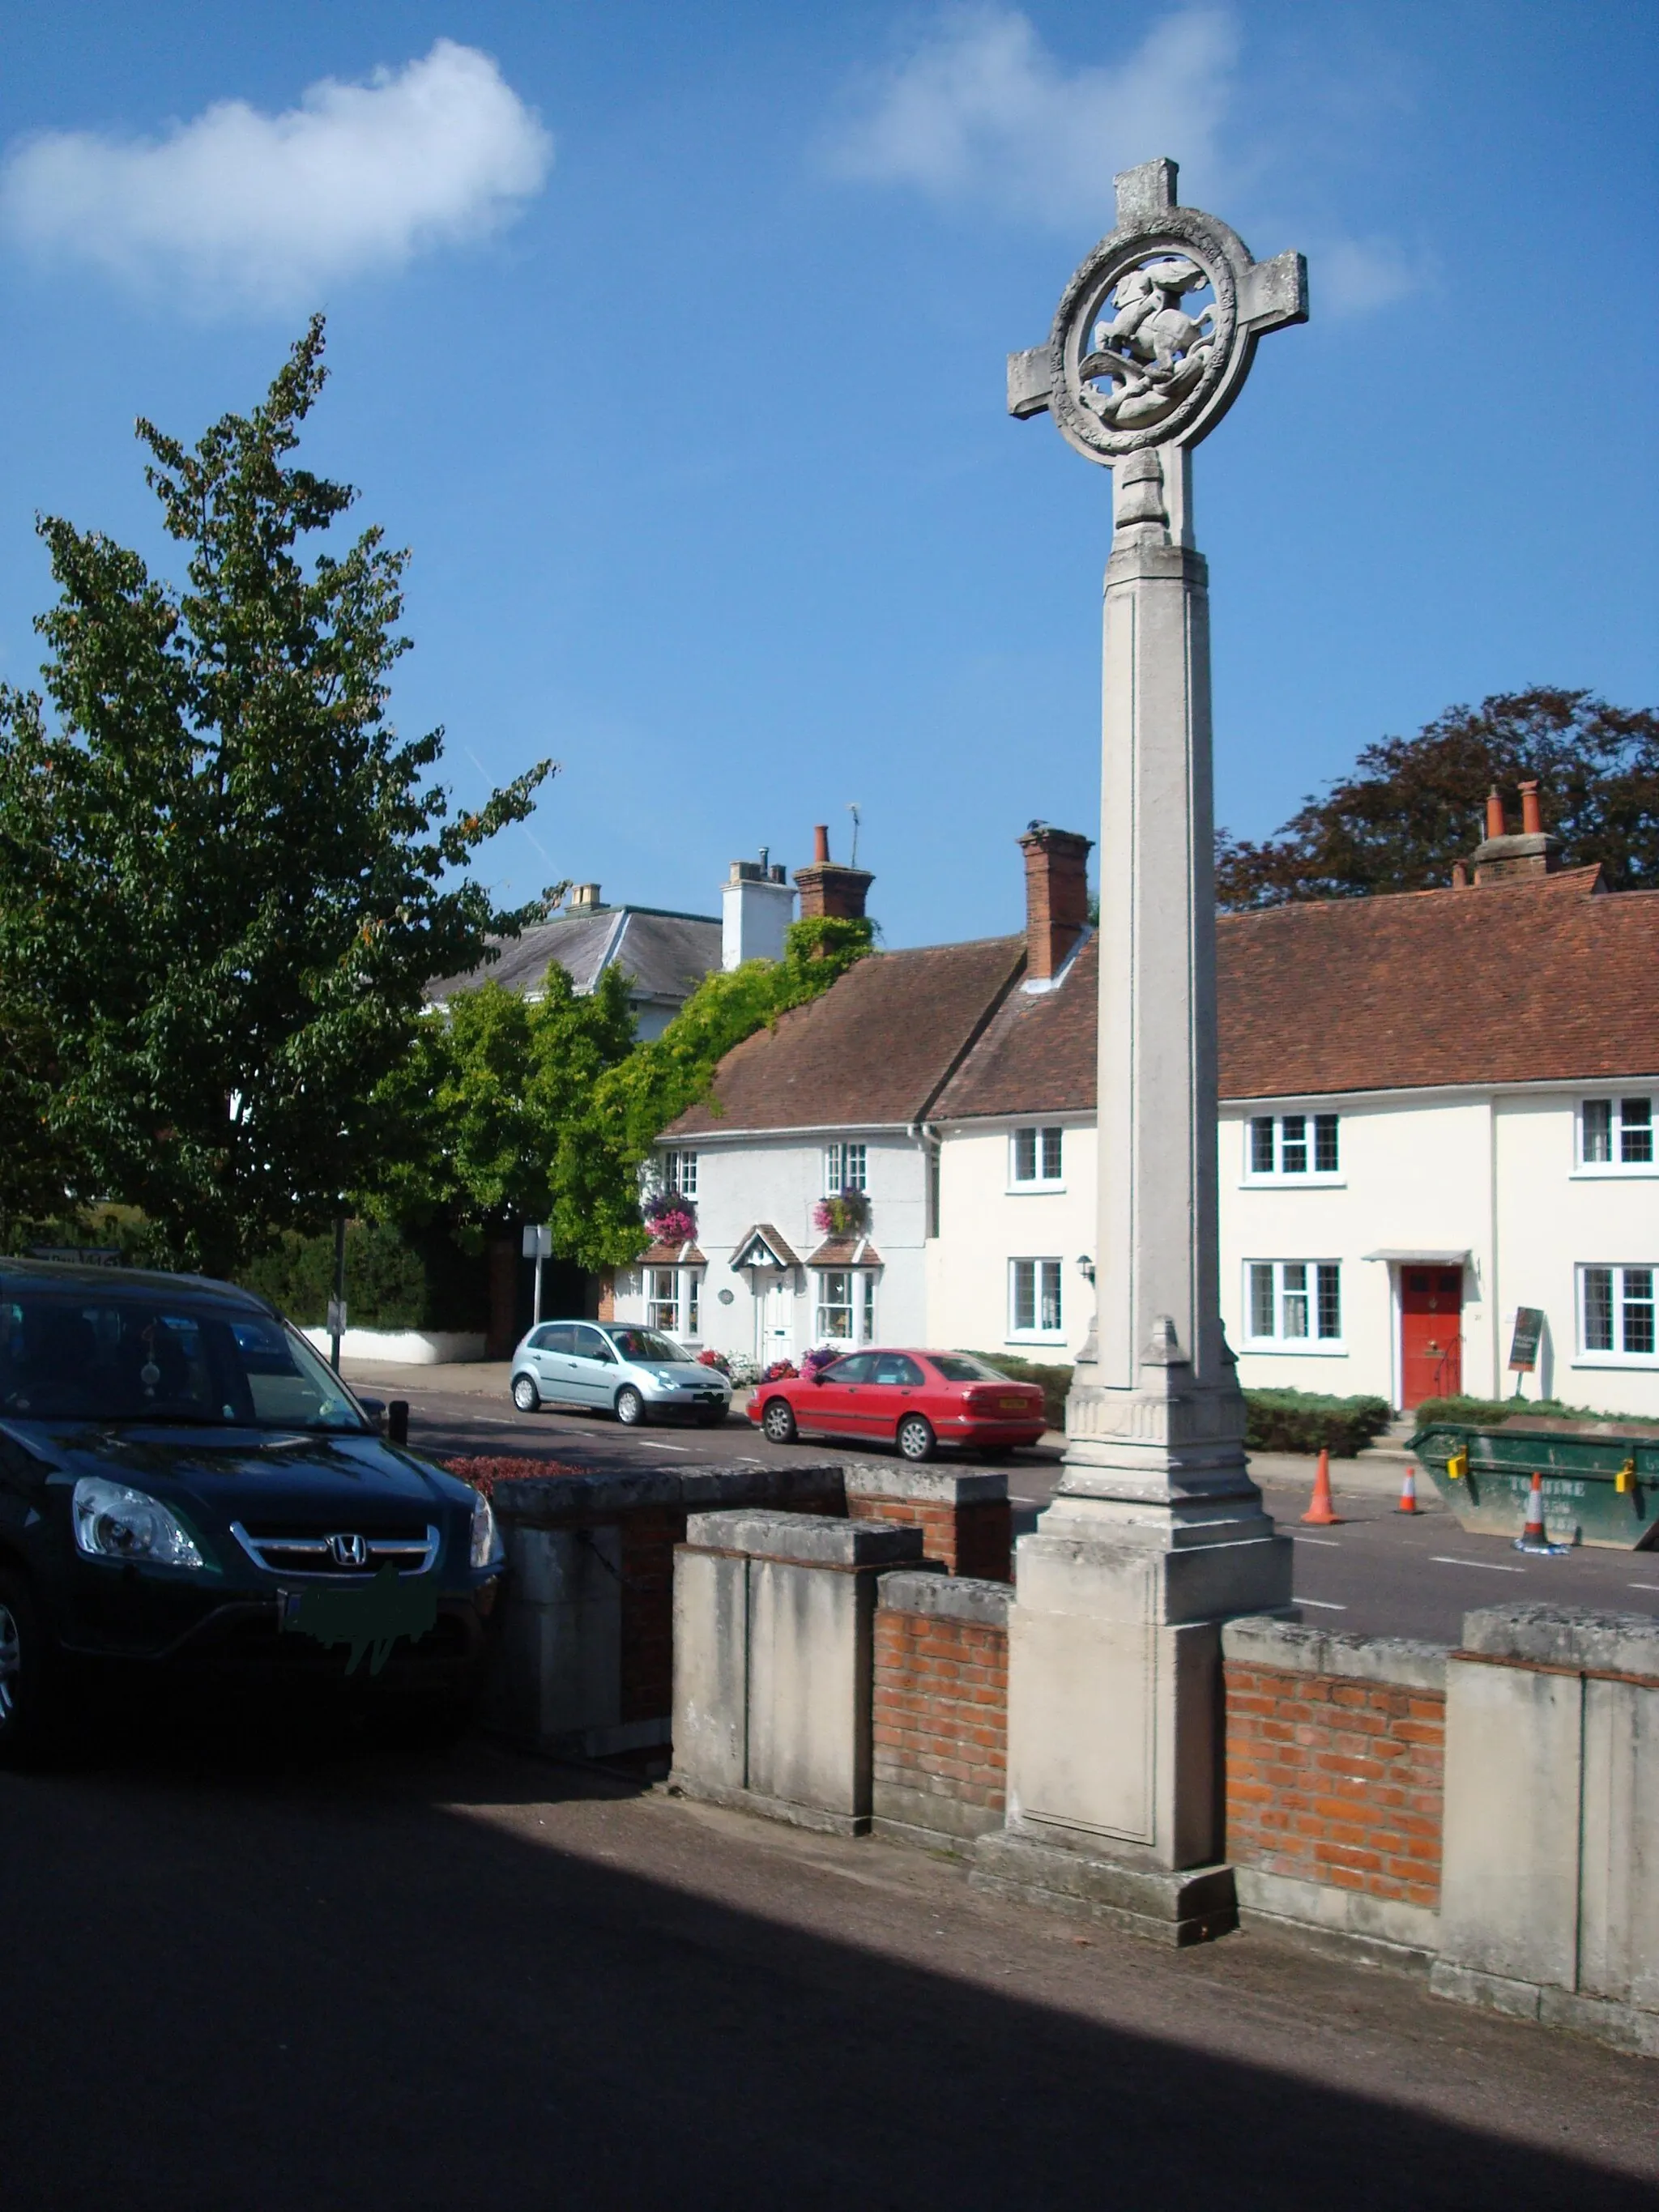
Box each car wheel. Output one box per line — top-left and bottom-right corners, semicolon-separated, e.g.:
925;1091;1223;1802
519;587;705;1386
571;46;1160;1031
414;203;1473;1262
615;1386;646;1426
761;1398;797;1445
896;1413;936;1464
511;1373;540;1413
0;1569;64;1770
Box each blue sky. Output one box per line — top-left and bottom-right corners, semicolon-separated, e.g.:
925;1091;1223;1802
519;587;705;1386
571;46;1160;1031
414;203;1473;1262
1;2;1653;950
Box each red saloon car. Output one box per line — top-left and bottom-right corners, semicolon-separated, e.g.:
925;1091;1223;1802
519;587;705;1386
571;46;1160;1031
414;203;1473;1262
747;1349;1047;1460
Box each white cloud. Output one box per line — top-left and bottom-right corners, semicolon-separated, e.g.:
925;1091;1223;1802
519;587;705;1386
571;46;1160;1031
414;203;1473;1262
826;5;1239;225
1317;234;1425;316
0;40;552;309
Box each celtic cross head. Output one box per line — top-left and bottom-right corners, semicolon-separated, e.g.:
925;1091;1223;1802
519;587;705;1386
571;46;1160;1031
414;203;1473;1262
1009;158;1307;463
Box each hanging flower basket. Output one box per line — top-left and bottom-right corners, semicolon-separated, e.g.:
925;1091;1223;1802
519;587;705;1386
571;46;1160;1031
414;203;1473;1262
642;1192;697;1246
811;1187;869;1238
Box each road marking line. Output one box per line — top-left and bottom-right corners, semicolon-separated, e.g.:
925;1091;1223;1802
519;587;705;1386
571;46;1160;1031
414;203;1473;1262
1292;1535;1340;1546
1298;1597;1347;1610
1430;1555;1525;1573
635;1441;689;1452
1630;1582;1659;1592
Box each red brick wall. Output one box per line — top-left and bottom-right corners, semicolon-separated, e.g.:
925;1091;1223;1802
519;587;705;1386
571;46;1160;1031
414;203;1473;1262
872;1603;1008;1832
1224;1660;1445;1912
847;1494;1012;1580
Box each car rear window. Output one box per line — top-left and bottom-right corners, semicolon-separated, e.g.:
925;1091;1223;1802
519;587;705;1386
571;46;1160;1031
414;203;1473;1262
929;1354;1013;1383
0;1294;366;1430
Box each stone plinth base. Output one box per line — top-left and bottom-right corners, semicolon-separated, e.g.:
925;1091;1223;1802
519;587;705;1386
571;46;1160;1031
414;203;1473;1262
667;1775;870;1839
971;1831;1237;1946
1430;1962;1659;2060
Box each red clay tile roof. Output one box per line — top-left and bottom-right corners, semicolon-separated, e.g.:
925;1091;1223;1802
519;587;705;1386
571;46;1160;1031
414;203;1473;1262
666;937;1025;1136
805;1237;884;1268
932;936;1098;1119
640;1241;704;1266
933;870;1659;1116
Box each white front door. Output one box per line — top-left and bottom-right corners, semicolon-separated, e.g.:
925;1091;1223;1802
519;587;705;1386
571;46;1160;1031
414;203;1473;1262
755;1273;794;1363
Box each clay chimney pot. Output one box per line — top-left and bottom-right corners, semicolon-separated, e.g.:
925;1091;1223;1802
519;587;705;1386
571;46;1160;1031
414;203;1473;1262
1484;788;1506;840
1520;779;1543;837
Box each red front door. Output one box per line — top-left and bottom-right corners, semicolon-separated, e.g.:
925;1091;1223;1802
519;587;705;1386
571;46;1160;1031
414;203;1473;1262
1400;1268;1463;1408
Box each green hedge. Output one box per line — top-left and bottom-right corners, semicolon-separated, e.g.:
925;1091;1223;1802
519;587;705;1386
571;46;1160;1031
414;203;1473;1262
1414;1393;1659;1433
238;1221;487;1332
1243;1388;1392;1458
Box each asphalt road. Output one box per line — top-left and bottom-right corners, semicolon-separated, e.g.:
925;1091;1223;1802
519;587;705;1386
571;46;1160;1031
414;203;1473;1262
361;1367;1659;1646
4;1724;1656;2211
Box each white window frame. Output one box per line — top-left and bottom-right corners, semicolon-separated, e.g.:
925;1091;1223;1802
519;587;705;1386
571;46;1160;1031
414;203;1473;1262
1574;1263;1657;1366
1009;1258;1064;1343
1241;1112;1343;1187
1574;1097;1657;1178
1242;1259;1346;1354
824;1140;868;1196
661;1148;698;1198
646;1265;704;1343
1009;1125;1064;1191
813;1267;875;1349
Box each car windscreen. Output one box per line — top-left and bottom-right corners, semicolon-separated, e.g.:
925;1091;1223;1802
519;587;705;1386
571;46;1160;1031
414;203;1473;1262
929;1353;1011;1383
606;1328;688;1364
0;1294;368;1430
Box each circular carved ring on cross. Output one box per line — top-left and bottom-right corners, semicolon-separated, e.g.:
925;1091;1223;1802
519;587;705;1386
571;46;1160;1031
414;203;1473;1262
1047;203;1262;464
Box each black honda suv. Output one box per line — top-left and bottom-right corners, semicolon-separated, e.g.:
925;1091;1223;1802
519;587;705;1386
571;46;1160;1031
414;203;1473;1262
0;1259;505;1763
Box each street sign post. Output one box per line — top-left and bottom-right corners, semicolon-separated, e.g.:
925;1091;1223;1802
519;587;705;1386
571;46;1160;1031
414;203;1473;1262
522;1224;554;1326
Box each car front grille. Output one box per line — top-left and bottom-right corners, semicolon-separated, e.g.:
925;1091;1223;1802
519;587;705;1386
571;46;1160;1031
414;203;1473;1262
229;1522;441;1579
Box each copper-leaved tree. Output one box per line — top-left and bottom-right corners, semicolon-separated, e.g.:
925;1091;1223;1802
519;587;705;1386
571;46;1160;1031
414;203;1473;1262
0;319;555;1274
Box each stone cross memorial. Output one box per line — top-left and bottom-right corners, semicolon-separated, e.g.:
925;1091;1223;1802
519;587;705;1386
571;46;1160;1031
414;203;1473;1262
978;159;1308;1943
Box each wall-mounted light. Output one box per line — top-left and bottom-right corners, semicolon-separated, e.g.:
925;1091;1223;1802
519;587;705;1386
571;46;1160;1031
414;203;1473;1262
1077;1254;1096;1284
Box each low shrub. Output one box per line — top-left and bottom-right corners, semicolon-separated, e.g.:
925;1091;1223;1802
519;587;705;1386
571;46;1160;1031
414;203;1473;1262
761;1358;798;1383
443;1456;582;1501
696;1348;731;1376
1244;1388;1392;1458
1414;1393;1659;1433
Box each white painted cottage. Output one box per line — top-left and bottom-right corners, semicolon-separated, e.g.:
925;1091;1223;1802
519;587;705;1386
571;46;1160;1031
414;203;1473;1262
620;802;1659;1417
927;802;1659;1417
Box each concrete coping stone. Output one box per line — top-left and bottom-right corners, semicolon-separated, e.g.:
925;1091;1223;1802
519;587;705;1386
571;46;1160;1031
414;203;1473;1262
684;1507;923;1568
1222;1613;1450;1694
842;1462;1008;1506
1457;1602;1659;1681
878;1570;1011;1629
492;1461;845;1528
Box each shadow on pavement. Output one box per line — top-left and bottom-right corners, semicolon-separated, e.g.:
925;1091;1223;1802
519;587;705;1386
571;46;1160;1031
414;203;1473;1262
2;1717;1653;2212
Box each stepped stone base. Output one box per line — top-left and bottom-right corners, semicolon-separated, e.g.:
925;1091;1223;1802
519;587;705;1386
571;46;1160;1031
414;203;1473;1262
971;1831;1237;1946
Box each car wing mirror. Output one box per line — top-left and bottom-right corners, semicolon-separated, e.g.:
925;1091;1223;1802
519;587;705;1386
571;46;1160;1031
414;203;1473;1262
356;1395;387;1432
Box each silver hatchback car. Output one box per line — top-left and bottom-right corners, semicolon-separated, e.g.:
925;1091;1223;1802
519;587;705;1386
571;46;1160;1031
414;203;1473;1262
510;1320;731;1427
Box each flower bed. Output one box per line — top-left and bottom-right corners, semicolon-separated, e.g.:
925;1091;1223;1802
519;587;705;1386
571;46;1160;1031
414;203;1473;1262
444;1455;584;1500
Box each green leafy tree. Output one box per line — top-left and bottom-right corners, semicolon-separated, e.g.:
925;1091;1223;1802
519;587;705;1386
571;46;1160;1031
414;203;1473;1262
552;914;876;1270
0;319;555;1273
1216;687;1659;910
369;965;638;1232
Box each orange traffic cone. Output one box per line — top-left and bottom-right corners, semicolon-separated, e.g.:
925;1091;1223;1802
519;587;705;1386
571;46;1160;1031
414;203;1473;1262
1302;1447;1341;1526
1397;1461;1421;1514
1514;1470;1550;1551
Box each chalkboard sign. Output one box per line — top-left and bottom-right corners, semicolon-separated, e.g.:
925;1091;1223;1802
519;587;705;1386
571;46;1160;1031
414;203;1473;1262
1508;1306;1545;1372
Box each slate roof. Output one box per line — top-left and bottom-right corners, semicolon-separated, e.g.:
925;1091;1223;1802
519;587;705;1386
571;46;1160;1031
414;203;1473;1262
932;869;1659;1119
666;937;1026;1137
426;906;721;1011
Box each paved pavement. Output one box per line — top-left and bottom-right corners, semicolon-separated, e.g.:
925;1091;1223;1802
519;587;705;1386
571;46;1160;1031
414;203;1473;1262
352;1362;1659;1646
4;1724;1656;2210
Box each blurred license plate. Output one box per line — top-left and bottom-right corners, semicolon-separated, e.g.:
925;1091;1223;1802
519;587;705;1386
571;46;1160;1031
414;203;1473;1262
1000;1396;1028;1412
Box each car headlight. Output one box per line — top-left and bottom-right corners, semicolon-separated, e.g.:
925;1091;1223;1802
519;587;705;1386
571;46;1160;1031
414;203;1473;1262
72;1477;207;1571
469;1491;505;1571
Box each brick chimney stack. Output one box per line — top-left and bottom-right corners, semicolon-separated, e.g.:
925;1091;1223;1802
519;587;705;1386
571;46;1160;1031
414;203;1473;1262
1469;781;1562;886
794;825;873;921
1017;822;1093;982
